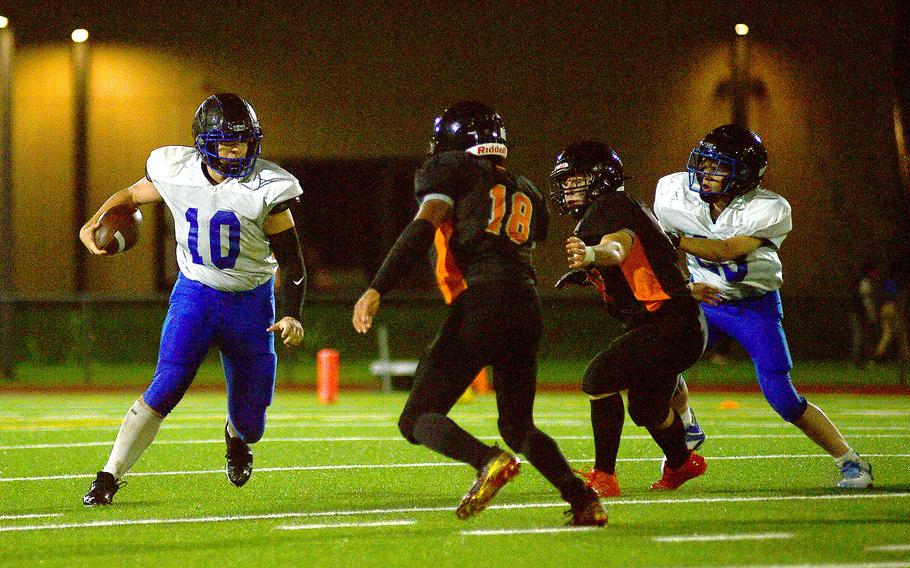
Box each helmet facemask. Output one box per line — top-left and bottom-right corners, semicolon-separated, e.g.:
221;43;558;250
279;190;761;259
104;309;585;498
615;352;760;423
195;128;263;179
549;168;609;219
686;147;743;202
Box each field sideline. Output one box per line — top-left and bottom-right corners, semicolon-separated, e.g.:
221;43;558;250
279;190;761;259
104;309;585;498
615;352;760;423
1;389;908;567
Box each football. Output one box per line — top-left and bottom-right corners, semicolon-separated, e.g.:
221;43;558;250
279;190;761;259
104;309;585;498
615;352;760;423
94;204;143;255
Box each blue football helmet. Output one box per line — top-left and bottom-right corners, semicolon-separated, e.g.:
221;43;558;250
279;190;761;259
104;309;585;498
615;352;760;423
192;93;263;179
687;124;767;200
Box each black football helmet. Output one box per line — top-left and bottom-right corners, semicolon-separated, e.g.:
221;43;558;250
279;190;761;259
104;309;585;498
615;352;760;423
687;124;767;200
193;93;263;179
548;141;625;219
428;101;508;158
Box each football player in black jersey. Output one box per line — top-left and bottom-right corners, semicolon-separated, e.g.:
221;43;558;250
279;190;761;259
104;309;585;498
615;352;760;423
550;141;709;495
353;102;605;526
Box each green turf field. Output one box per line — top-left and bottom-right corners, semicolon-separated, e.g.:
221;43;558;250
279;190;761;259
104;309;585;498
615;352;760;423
0;390;908;567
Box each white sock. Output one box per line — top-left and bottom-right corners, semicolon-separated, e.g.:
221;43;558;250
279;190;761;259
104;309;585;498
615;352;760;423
226;419;239;439
834;448;861;466
680;407;693;428
102;399;164;479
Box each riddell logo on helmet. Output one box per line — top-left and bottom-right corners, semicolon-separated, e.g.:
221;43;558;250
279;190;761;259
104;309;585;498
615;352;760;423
468;143;508;158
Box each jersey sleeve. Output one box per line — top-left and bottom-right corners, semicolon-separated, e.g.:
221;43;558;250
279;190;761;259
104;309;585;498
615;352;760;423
145;146;194;199
262;177;303;211
737;195;792;249
652;174;680;232
414;151;466;206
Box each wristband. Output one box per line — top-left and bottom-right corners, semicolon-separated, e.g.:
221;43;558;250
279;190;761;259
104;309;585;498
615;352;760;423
583;246;596;266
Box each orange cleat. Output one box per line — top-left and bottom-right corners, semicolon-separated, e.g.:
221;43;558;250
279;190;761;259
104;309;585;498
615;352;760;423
455;448;521;519
576;467;621;497
651;452;707;490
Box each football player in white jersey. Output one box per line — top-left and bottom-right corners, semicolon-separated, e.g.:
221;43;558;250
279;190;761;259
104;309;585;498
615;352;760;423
78;93;307;505
654;124;872;489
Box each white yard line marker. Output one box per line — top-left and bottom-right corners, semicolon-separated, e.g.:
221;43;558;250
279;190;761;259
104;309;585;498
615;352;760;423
4;433;909;451
3;453;909;482
867;544;910;552
0;513;63;520
462;527;599;536
276;519;415;530
1;492;908;533
652;532;792;543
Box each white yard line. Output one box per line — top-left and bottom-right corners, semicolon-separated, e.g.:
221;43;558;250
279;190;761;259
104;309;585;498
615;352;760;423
462;527;600;535
3;433;909;451
652;532;793;543
3;453;909;482
867;544;910;552
1;492;908;533
0;513;63;520
713;563;910;568
275;519;415;530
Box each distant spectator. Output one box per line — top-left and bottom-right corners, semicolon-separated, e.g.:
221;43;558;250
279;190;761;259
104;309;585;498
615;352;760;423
849;262;879;367
873;273;910;362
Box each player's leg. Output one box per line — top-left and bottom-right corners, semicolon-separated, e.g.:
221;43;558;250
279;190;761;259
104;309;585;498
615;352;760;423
218;279;278;487
579;346;628;497
484;284;604;525
730;292;872;488
85;275;215;505
669;373;705;451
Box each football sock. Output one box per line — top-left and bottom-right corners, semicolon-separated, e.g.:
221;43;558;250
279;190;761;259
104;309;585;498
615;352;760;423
834;448;862;466
648;412;689;470
520;428;591;505
680;407;693;428
412;412;491;471
226;419;240;439
590;395;624;474
102;399;164;479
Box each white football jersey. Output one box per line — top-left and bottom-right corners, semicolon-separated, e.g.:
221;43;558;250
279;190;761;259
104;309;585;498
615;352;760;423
653;172;791;300
146;146;303;292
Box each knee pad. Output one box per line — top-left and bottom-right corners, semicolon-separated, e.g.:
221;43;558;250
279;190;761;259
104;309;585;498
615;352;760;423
759;369;807;422
627;394;668;429
229;408;266;443
398;412;420;445
143;362;197;417
582;366;625;397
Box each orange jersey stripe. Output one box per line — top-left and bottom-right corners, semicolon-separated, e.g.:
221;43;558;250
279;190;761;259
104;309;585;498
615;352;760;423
619;238;671;312
434;220;467;304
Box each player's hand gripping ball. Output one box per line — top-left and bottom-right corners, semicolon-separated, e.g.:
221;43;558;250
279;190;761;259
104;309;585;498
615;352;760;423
94;204;142;255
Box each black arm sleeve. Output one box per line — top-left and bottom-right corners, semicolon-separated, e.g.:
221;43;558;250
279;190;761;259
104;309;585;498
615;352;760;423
269;227;307;320
370;218;436;295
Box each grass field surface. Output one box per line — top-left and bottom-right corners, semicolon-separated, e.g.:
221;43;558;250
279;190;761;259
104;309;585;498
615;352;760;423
0;389;908;567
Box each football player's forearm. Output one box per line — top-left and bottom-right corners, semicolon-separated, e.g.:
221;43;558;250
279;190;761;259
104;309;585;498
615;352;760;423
590;240;626;266
678;236;753;262
84;189;133;226
270;227;307;319
369;219;435;295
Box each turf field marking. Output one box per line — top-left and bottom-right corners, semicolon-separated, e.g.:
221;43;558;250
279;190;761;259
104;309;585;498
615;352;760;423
3;453;909;482
275;519;416;530
0;513;63;520
714;563;910;568
4;433;909;451
651;532;793;543
2;492;909;533
867;544;910;552
461;527;600;535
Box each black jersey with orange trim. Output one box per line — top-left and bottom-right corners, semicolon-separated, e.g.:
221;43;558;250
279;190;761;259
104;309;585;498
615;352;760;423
575;190;692;324
415;151;548;304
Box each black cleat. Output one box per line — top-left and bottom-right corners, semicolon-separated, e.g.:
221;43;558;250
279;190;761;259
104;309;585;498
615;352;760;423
83;471;124;506
564;488;608;526
225;424;253;487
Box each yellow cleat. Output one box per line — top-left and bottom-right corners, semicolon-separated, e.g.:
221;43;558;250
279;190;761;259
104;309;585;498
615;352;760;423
455;448;520;519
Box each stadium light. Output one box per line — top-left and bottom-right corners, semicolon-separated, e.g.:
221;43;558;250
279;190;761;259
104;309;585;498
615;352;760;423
735;23;749;36
0;17;8;29
71;28;89;43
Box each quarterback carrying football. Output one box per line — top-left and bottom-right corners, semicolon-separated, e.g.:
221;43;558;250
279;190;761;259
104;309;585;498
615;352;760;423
78;93;307;505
